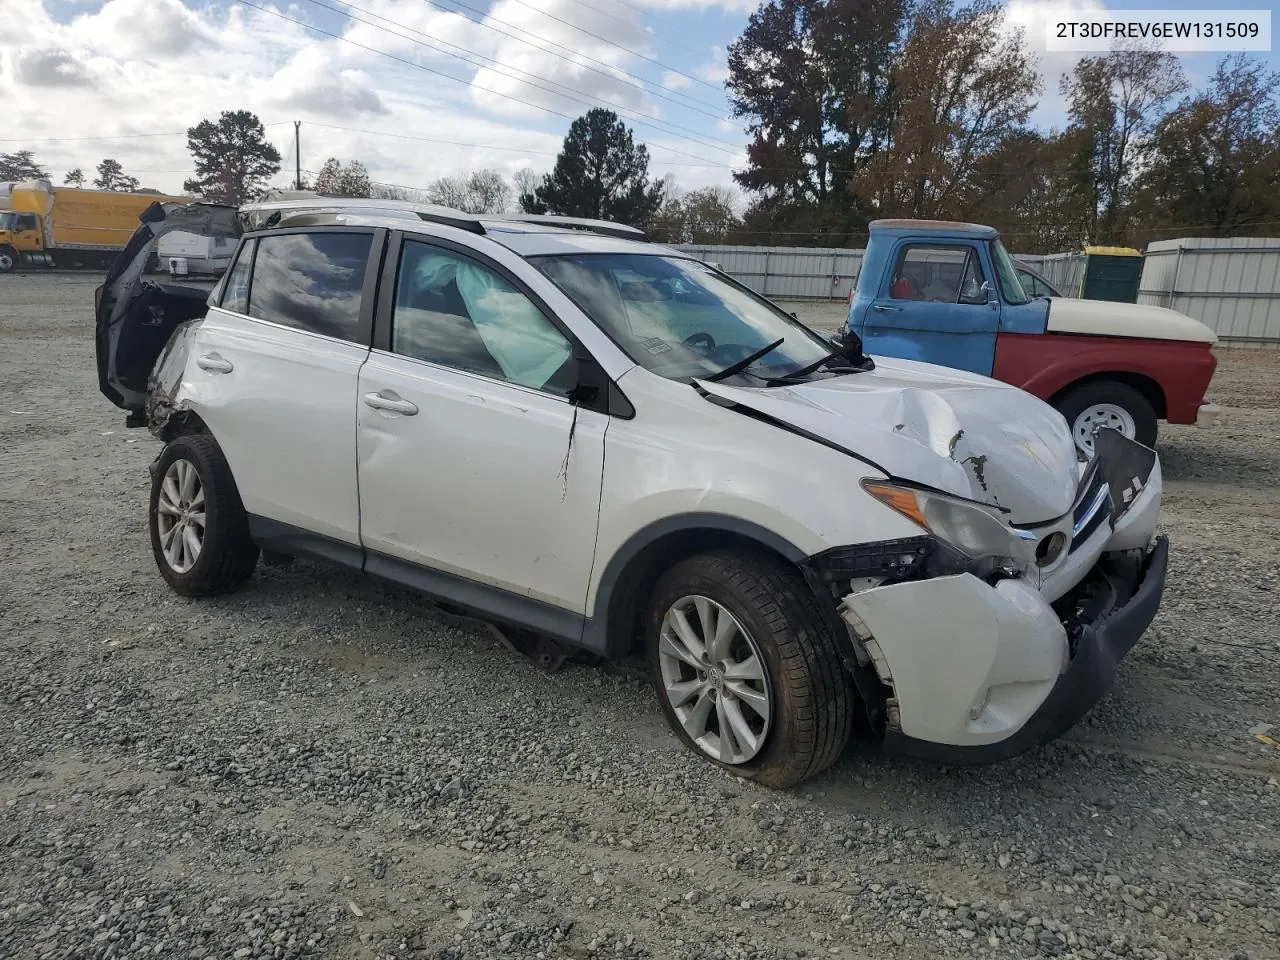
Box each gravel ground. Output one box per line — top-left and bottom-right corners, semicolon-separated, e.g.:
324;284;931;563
1;273;1277;960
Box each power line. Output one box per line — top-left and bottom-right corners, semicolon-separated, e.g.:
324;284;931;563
306;0;741;151
301;121;732;167
0;123;293;144
490;0;724;96
230;0;732;168
424;0;726;116
329;0;728;126
543;0;710;62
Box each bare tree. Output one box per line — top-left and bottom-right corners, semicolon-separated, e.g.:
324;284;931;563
469;170;512;213
313;158;372;198
426;175;473;211
427;170;514;213
1061;46;1187;242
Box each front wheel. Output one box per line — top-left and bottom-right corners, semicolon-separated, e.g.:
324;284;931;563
1055;380;1158;457
149;434;259;596
0;245;17;273
647;551;853;788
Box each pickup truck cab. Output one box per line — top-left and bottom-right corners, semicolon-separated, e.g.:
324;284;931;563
847;219;1220;453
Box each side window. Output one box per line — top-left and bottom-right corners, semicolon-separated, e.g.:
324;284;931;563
15;214;38;231
890;244;987;304
219;239;255;314
247;232;373;343
390;240;574;397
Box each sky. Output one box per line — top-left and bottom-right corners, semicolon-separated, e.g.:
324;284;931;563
0;0;1275;200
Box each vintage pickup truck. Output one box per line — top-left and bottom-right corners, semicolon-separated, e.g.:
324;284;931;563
846;220;1221;453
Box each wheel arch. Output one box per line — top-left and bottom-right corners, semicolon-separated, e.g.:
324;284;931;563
1048;370;1168;420
584;515;808;659
155;408;214;443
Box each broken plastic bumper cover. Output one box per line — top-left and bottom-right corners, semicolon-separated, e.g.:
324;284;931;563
883;535;1168;764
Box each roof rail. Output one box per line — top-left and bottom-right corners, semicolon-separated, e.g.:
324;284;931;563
238;196;645;241
499;214;646;241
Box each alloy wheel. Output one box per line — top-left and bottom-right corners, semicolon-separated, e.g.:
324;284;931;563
657;595;772;764
156;458;206;574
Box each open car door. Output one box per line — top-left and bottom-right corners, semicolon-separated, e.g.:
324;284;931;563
95;201;240;420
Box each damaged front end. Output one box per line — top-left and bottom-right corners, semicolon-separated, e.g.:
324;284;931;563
808;428;1167;762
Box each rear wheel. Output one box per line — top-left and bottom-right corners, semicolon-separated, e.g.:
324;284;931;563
647;550;852;788
1055;380;1158;456
0;245;17;273
149;434;259;595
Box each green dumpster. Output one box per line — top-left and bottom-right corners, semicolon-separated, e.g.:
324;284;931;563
1078;246;1143;303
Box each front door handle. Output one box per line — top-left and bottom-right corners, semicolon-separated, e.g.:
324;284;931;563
872;303;901;313
197;353;234;373
363;391;418;416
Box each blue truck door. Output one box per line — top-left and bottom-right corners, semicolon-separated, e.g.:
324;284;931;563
858;241;1000;377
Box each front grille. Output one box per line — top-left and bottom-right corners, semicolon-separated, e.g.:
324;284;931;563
1069;467;1110;553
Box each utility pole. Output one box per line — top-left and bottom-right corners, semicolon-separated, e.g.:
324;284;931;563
294;121;302;190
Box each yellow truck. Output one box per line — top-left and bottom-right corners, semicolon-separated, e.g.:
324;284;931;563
0;180;192;272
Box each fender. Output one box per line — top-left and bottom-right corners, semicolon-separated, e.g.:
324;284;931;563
992;332;1216;424
582;513;808;657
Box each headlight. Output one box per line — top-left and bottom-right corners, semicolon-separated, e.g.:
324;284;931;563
862;480;1034;569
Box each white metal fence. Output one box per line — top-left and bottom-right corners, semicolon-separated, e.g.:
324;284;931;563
1013;251;1086;297
1139;238;1280;344
674;243;1075;301
675;245;864;300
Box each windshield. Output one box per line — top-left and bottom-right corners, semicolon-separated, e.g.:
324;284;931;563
0;212;14;232
532;254;833;382
989;239;1031;305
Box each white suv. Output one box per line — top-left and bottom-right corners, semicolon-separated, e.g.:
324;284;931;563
96;198;1168;787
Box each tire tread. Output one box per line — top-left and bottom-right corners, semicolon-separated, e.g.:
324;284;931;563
650;549;852;789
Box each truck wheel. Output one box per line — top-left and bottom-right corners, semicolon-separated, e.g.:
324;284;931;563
0;246;17;273
646;550;853;788
149;434;259;596
1056;381;1158;456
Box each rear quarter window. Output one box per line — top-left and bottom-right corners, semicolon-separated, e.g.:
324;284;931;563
247;232;373;343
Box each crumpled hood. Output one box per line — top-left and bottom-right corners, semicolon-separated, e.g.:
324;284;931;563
1047;298;1217;343
697;357;1080;524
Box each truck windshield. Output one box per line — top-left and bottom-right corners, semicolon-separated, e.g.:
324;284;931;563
989;239;1031;306
0;212;14;231
532;253;834;383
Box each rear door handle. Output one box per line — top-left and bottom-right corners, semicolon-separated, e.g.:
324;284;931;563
871;304;901;313
363;392;418;416
197;353;233;373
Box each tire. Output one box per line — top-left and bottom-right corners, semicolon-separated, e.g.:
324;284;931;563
1055;380;1158;455
646;550;853;789
0;245;17;273
149;434;259;596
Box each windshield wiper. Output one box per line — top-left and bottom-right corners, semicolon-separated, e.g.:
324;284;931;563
776;350;838;381
700;338;786;383
765;330;876;385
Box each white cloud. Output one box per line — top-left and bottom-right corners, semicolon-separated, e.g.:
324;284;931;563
1003;0;1109;124
662;70;692;91
9;48;93;87
695;44;729;84
629;0;759;14
265;46;388;119
0;0;741;196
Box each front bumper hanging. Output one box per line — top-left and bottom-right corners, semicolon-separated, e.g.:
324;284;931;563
881;535;1167;764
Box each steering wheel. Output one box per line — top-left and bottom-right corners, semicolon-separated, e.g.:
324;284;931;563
683;332;716;351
